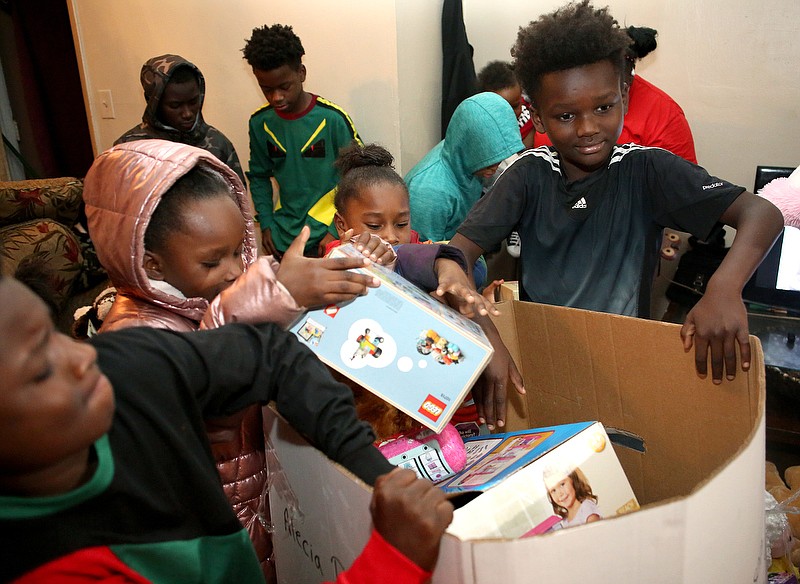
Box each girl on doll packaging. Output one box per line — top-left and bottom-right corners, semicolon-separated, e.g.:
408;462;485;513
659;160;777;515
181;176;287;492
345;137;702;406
544;464;602;529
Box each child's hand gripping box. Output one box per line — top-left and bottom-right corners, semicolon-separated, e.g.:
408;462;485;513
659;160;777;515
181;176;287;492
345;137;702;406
440;421;639;540
289;244;494;433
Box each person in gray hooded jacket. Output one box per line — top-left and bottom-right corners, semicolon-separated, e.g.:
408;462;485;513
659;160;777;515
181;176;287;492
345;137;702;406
115;53;245;185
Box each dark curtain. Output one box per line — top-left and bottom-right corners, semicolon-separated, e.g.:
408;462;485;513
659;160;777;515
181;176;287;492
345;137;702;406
8;0;93;178
440;0;477;139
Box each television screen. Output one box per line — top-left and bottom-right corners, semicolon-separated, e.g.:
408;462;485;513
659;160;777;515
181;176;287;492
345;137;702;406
776;226;800;293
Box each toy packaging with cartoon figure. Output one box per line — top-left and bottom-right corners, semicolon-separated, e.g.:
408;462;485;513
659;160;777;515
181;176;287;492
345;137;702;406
289;244;494;433
441;421;640;540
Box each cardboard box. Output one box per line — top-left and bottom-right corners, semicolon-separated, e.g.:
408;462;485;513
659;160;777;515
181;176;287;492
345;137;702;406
442;421;639;540
267;299;766;583
288;244;493;433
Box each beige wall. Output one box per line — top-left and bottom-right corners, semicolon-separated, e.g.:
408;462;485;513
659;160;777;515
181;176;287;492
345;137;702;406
68;0;423;172
70;0;799;188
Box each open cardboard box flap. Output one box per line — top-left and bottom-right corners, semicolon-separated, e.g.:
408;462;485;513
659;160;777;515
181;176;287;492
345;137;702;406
493;300;764;506
267;299;767;583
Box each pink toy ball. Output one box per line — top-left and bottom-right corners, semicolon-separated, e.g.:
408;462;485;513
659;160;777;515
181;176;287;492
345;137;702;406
758;166;800;229
377;422;467;483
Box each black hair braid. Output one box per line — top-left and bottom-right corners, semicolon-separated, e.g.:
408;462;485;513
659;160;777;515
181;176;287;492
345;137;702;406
144;163;233;253
626;26;658;60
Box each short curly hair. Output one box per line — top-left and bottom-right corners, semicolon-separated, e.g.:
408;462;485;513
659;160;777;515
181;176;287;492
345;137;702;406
242;24;305;71
512;0;631;101
476;61;518;93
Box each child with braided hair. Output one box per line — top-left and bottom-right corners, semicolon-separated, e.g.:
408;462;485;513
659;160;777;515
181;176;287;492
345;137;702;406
329;142;494;440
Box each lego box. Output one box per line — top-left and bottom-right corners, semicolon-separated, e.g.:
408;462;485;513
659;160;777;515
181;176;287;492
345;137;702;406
289;244;493;433
441;421;640;540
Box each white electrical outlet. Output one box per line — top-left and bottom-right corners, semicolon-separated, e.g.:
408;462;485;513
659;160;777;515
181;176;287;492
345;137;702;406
98;89;115;119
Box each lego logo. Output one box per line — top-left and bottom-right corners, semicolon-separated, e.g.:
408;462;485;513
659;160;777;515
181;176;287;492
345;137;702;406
422;402;442;415
418;395;447;422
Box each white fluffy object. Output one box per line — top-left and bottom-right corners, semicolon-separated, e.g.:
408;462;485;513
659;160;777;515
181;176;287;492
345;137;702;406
758;166;800;229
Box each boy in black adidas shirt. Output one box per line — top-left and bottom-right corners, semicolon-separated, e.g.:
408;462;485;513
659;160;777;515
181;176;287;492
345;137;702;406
446;0;783;429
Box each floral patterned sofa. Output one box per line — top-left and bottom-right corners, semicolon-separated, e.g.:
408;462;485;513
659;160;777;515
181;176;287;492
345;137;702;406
0;177;90;310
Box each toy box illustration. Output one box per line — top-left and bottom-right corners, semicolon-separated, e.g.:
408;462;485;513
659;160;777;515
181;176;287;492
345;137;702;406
289;244;494;433
440;421;640;540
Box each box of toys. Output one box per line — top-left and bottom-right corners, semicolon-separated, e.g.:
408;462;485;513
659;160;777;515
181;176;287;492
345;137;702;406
267;299;766;584
289;244;493;433
441;421;639;540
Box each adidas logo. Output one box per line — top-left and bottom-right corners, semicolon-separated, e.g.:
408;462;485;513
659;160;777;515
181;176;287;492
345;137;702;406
572;197;587;209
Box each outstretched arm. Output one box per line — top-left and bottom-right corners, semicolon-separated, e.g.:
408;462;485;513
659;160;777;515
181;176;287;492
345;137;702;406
334;469;453;584
444;234;526;430
277;227;382;309
681;192;783;382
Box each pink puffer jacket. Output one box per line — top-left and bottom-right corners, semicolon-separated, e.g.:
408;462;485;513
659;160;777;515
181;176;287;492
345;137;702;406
84;140;302;582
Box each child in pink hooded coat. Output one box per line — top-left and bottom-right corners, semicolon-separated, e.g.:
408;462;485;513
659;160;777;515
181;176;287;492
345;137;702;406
83;139;394;581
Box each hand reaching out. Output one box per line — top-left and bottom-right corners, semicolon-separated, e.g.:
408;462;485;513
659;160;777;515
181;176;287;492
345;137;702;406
481;279;505;302
277;226;380;309
433;258;499;319
472;316;526;430
370;468;454;573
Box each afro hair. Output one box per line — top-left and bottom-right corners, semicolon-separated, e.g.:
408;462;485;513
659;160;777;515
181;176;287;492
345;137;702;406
242;24;305;71
512;0;631;100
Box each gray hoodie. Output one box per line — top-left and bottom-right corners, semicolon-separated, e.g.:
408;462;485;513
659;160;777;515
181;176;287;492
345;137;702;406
115;54;245;185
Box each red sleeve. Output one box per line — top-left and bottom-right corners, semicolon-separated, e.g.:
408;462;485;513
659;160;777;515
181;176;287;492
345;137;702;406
329;530;431;584
13;546;151;583
325;239;343;255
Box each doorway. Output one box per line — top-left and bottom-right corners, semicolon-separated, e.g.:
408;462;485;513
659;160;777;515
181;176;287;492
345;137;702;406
0;0;93;180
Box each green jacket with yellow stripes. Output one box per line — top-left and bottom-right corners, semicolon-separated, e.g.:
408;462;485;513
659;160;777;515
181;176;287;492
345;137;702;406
247;95;362;254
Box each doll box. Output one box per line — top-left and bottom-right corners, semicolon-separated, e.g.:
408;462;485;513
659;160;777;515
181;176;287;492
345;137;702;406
441;421;639;540
267;299;766;584
288;244;493;433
